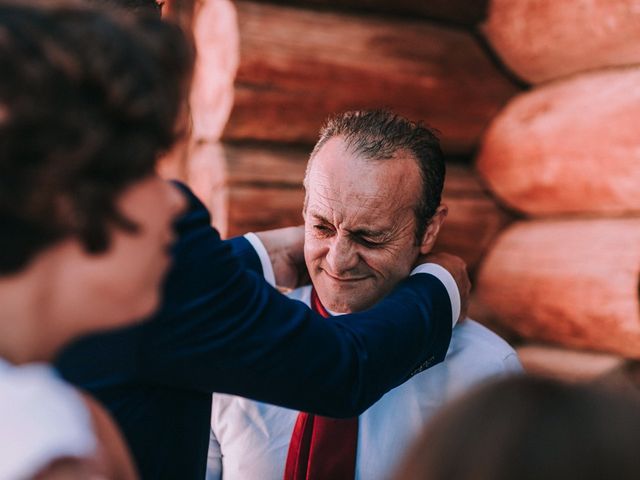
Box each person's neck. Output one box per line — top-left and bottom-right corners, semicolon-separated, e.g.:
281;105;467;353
0;259;62;364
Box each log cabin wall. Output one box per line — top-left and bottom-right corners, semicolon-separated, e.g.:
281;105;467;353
475;0;640;377
162;0;640;381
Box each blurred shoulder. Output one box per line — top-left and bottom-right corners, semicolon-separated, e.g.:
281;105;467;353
0;360;97;479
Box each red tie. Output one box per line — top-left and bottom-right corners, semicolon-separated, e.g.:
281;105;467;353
283;288;359;480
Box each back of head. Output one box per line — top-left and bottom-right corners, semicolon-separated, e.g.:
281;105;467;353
395;375;640;480
0;0;193;274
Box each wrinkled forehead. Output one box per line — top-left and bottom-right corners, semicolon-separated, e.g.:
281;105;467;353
305;141;422;229
307;137;421;199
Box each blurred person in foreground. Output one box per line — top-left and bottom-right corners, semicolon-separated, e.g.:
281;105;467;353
54;1;472;479
0;1;191;477
394;375;640;480
207;111;522;480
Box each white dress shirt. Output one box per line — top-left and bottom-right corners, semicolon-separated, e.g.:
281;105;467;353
207;285;522;480
0;358;97;479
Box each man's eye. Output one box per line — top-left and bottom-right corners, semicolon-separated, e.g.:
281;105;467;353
313;224;332;235
356;237;382;248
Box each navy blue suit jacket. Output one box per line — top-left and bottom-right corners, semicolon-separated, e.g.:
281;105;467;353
56;184;452;479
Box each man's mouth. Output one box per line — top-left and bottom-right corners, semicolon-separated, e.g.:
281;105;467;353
322;270;369;283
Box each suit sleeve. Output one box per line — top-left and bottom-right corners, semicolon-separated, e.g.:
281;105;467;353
56;183;453;418
226;234;264;277
133;184;452;417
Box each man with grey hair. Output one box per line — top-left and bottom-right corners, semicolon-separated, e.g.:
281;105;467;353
207;110;521;480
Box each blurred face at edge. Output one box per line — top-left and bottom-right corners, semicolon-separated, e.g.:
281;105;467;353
44;177;186;343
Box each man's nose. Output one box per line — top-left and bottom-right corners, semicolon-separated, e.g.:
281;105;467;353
325;235;359;275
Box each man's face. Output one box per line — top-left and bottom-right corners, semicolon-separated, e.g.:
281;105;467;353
304;136;425;313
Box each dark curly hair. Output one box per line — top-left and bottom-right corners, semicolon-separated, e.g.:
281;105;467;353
0;0;193;274
306;110;445;244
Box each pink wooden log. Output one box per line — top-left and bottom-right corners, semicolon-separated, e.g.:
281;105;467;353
189;0;238;141
476;68;640;216
516;343;626;382
475;218;640;358
482;0;640;84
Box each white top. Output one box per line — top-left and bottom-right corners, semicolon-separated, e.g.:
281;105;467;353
207;285;522;480
0;358;97;479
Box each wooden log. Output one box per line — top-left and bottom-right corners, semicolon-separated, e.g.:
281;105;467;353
189;0;238;141
475;218;640;358
213;144;306;236
181;143;511;268
222;1;520;155
157;0;237;186
482;0;640;84
183;142;306;237
516;343;626;382
433;164;512;270
249;0;489;26
476;67;640;216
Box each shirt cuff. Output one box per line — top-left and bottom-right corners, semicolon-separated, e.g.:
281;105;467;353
243;233;276;287
410;263;460;327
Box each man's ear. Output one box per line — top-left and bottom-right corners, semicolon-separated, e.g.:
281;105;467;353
302;194;308;221
418;204;448;255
